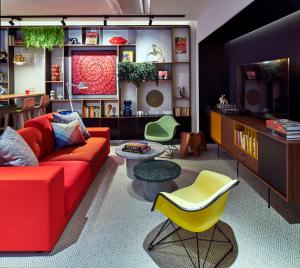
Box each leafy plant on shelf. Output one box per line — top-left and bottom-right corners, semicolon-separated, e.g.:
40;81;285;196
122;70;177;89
22;27;64;50
118;62;158;88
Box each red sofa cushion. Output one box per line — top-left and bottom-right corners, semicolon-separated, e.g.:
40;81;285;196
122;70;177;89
24;114;54;159
42;137;107;175
40;161;90;215
18;127;43;160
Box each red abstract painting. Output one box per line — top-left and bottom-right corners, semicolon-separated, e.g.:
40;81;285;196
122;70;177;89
71;50;117;95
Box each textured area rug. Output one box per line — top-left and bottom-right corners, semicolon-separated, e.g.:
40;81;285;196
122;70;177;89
0;145;299;268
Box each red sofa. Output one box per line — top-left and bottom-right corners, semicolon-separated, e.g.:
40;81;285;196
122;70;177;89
0;114;110;252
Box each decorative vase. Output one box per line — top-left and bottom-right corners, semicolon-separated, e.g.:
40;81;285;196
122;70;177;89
50;90;55;100
123;100;132;117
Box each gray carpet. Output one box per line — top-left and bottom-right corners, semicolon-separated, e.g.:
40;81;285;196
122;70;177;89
0;145;299;268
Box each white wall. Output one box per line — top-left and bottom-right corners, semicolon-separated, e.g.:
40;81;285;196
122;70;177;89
14;47;45;94
192;0;254;131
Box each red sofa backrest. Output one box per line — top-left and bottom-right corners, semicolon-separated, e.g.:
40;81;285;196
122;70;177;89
23;114;55;159
18;127;44;160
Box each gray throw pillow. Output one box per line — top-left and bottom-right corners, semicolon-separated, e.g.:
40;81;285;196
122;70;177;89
0;127;39;166
52;112;90;139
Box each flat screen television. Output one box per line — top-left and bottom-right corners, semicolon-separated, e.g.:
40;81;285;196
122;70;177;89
241;58;289;119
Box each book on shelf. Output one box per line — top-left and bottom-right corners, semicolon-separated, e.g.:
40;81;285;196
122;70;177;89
234;129;257;156
266;119;300;134
85;32;98;45
174;107;181;117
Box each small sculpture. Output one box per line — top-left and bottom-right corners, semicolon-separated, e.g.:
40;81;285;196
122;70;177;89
68;38;80;45
178;86;185;98
146;44;165;62
107;104;112;117
0;86;7;95
112;106;117;116
219;94;228;105
50;90;55;100
0;49;8;63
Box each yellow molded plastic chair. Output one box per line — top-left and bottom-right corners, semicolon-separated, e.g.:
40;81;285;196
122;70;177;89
148;170;239;268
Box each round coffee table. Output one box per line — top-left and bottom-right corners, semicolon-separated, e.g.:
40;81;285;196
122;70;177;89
133;160;181;201
115;141;165;179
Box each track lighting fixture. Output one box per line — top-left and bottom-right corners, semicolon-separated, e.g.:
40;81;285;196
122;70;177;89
149;16;153;26
61;17;66;26
8;18;14;26
103;16;108;26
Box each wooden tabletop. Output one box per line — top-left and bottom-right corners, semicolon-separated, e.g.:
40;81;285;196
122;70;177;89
0;93;44;100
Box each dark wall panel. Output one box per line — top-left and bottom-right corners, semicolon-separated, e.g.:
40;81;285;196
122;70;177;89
226;11;300;121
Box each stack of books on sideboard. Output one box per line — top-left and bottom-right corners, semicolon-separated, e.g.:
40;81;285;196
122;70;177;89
266;119;300;140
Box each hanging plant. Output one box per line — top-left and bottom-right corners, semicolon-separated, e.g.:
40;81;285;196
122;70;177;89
22;27;64;50
118;62;158;88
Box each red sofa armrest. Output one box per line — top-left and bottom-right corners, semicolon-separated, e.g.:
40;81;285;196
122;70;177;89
0;166;65;252
87;127;110;155
87;127;110;140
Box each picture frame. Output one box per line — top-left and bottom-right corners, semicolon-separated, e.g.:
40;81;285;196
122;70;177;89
175;37;187;54
85;32;99;45
122;50;134;62
104;102;119;117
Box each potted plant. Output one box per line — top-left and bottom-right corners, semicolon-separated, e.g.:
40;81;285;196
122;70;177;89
21;27;64;50
118;62;158;87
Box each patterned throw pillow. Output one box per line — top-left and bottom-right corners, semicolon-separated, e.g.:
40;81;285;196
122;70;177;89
52;112;90;139
52;120;86;149
0;127;39;166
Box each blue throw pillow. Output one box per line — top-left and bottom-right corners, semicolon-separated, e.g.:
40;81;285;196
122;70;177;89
53;112;90;139
52;120;86;149
0;127;39;166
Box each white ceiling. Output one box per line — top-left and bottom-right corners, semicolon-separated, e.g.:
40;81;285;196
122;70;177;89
1;0;207;19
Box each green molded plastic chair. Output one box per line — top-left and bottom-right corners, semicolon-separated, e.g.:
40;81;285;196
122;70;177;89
144;115;180;158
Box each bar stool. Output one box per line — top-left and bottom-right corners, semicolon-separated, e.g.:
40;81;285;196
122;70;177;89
9;97;35;129
0;104;17;131
0;106;9;131
34;95;50;117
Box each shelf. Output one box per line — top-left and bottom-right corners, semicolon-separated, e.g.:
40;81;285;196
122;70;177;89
174;97;190;100
46;81;64;83
234;123;258;159
51;99;82;102
173;62;190;64
64;44;136;47
0;81;8;84
51;98;118;102
154;62;190;64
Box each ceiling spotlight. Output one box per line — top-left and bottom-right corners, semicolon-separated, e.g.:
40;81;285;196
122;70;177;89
104;16;108;26
8;18;14;26
61;17;66;26
149;16;153;26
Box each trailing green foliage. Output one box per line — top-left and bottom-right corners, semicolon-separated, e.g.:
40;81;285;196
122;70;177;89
22;27;64;50
118;62;158;87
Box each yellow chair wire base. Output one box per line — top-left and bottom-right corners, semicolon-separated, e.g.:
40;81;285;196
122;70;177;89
148;219;233;268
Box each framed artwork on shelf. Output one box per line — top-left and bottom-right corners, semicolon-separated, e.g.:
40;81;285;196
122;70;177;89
104;102;119;117
85;32;99;45
158;70;168;80
122;50;134;62
71;50;117;95
175;37;187;54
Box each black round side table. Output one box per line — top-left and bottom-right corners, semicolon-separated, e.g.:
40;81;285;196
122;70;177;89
133;160;181;201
